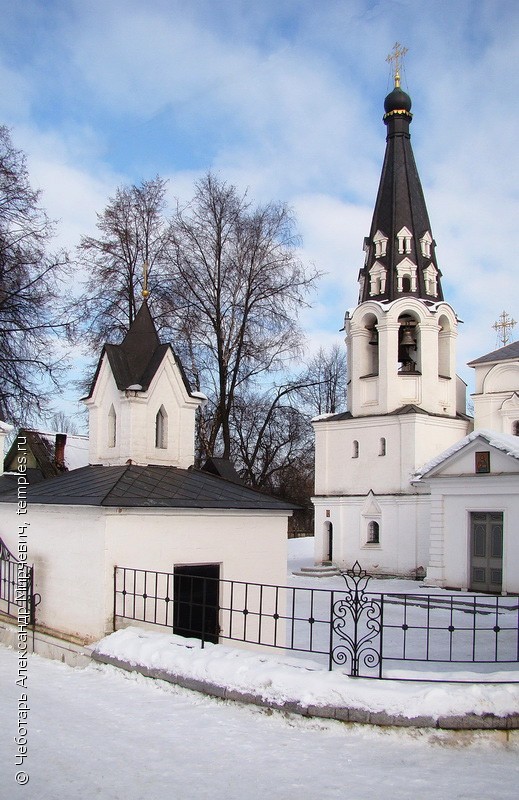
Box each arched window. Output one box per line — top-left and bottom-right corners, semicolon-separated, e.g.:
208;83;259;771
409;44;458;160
155;405;168;449
379;437;386;456
438;315;451;378
513;421;519;436
396;258;417;292
369;262;387;296
108;405;116;448
367;521;380;544
352;440;359;458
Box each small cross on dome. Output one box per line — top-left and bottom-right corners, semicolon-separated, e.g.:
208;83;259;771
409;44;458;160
386;42;408;88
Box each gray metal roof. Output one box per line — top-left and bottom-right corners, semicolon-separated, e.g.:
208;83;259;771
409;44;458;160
0;464;296;510
468;340;519;367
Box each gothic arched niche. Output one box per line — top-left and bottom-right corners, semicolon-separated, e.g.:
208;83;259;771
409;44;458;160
155;405;168;449
108;404;117;448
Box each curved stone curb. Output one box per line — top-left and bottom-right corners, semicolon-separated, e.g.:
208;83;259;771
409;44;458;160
92;651;519;732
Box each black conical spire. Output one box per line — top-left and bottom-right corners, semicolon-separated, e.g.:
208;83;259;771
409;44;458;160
357;69;443;305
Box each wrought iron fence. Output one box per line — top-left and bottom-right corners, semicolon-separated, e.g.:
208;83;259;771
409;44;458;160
114;562;519;682
0;537;39;625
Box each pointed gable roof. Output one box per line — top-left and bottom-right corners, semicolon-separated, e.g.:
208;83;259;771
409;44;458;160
358;81;443;304
414;429;519;480
85;301;193;398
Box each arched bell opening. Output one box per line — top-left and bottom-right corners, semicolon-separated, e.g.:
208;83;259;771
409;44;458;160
438;314;452;378
397;313;420;374
361;312;379;376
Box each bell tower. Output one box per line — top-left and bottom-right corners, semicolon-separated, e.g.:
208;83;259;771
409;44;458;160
312;47;471;578
346;47;460;419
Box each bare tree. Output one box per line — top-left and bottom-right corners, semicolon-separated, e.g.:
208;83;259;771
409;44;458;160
230;386;315;531
43;410;80;435
77;171;321;485
77;176;175;350
171;173;320;460
297;344;347;416
0;126;71;424
230;386;312;488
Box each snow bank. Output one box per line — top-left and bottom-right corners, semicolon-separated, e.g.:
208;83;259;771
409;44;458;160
92;627;519;724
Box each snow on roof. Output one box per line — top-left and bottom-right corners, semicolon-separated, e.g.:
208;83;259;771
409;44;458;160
414;429;519;480
311;412;337;422
190;390;208;401
33;430;89;471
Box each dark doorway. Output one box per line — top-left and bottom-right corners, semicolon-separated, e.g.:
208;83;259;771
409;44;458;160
173;564;220;643
470;512;503;593
324;521;333;563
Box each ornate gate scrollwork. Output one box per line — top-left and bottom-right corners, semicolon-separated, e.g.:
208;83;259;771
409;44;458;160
331;561;382;677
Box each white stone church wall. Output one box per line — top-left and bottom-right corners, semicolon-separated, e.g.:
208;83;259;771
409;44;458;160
314;414;469;497
106;509;289;649
142;353;201;468
0;505;107;641
105;508;288;587
85;351;202;468
471;361;519;433
313;494;430;578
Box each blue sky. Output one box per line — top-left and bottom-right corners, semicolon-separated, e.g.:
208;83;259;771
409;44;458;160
1;0;518;423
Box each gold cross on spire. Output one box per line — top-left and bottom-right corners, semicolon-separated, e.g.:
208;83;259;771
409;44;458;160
492;310;516;346
386;42;408;88
142;260;150;299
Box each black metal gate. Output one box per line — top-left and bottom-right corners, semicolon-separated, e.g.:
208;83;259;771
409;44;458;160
0;537;39;625
330;562;383;676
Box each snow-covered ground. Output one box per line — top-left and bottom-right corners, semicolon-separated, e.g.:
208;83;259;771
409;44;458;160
1;537;518;799
1;644;519;800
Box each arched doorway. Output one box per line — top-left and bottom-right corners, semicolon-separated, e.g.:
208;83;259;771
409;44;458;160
324;521;333;563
